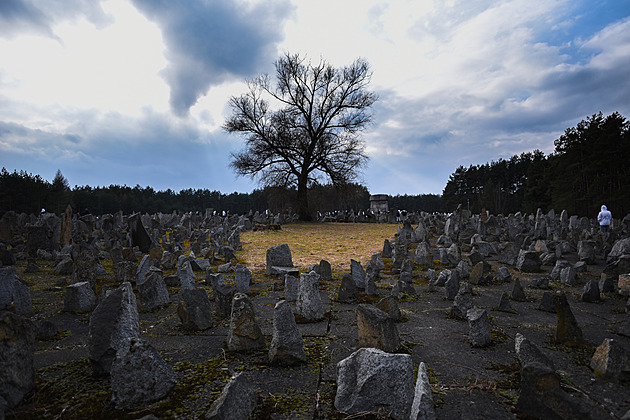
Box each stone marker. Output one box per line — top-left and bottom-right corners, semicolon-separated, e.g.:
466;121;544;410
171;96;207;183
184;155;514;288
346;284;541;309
590;338;630;381
64;281;96;313
88;282;139;376
137;269;170;311
516;250;541;272
496;291;514;313
444;269;460;300
619;273;630;297
265;243;294;276
296;271;324;321
410;361;436;420
136;254;151;286
335;347;413;420
382;239;393;258
467;308;492;347
599;273;615;293
538;291;556;312
337;273;358;303
553;291;583;345
110;338;177;408
511;278;527;302
268;300;306;366
350;259;366;289
284;274;298;302
214;284;236;318
0;312;35;411
177;288;213;331
177;259;196;290
515;333;554;370
234;265;252;294
319;259;332;281
451;283;473;320
227;293;265;352
376;295;402;322
580;278;601;302
357;304;400;352
205;373;257;420
560;266;577;286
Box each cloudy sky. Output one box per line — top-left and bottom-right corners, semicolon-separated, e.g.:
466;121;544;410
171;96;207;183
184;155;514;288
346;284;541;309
1;0;629;196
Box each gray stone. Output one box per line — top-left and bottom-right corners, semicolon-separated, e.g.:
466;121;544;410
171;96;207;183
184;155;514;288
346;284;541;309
284;274;298;302
54;256;73;275
382;239;393;258
214;284;235;318
528;276;550;289
580;278;601;303
410;362;436;420
296;271;324;321
268;300;306;366
350;259;366;289
319;259;332;281
335;348;413;420
578;240;596;264
550;259;572;280
110;338;176;408
227;293;265;351
0;312;35;410
590;338;630;381
138;269;170;311
234;265;252;294
337;273;358;303
376;295;402;322
560;266;577;286
599;273;616;293
497;266;512;283
128;213;153;253
414;242;434;268
538;291;556;312
516;250;541;272
469;261;484;285
88;282;140;376
35;319;58;340
64;281;96;313
467;308;492;347
435;269;449;287
205;373;257;420
265;243;294;275
515;333;554;370
136;254;151;285
115;261;137;284
451;283;473;320
456;260;469;279
444;269;460;300
207;273;225;299
553;292;583;345
496;292;514;313
357;304;400;352
177;288;213;330
11;277;33;316
511;278;527;302
177;259;196;290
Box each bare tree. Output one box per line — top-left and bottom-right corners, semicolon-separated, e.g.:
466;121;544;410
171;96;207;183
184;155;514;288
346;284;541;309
224;52;377;220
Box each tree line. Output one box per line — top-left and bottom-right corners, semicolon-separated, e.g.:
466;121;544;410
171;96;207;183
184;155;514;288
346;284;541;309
0;170;438;217
441;111;630;217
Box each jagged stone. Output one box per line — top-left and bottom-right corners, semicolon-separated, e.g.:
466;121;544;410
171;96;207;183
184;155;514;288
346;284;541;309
516;250;541;272
227;293;265;352
296;271;324;321
560;266;577;286
357;304;400;352
444;269;460;300
538;291;556;312
137;269;170;311
284;274;298;302
580;278;601;303
268;300;306;366
496;292;514;312
553;291;583;345
177;288;213;331
177;259;196;290
88;282;139;376
350;259;366;289
599;273;616;293
528;276;550;289
590;338;630;381
234;265;252;294
214;284;236;318
376;295;402;322
410;361;436;420
110;338;177;408
64;281;96;313
319;259;332;281
205;373;257;420
515;333;554;370
335;348;413;420
0;312;35;410
511;278;527;302
497;266;511;283
451;283;473;320
467;308;492;347
265;243;294;276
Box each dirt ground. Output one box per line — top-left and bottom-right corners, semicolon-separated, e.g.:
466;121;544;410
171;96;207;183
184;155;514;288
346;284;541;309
5;225;630;419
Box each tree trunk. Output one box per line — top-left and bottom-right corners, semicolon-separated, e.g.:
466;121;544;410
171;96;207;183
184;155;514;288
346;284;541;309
296;174;312;221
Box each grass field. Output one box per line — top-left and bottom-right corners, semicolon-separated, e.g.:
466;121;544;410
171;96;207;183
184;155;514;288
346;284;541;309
236;222;400;274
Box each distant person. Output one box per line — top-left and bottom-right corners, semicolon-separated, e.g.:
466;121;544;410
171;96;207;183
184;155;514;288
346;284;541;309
597;205;612;238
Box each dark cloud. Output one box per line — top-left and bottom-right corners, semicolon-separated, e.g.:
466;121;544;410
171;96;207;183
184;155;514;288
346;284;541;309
0;0;111;40
131;0;294;115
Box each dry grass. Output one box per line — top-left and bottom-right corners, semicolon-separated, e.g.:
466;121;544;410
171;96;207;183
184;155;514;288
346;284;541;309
236;222;399;273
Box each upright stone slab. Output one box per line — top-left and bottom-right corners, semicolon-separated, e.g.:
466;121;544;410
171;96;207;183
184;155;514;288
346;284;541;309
136;254;151;286
64;281;96;313
511;278;527;302
11;278;33;316
319;259;332;281
350;259;366;289
284;274;298;302
516;250;541;272
410;362;436;420
137;269;170;311
265;243;294;275
467;308;492;347
382;239;393;258
515;333;554;370
205;373;257;420
234;265;252;294
214;284;236;318
444;269;460;300
177;288;213;330
496;292;514;313
337;273;358;303
268;300;306;366
376;295;402;322
357;304;400;352
296;271;324;321
227;293;265;352
553;291;583;345
178;259;196;290
590;338;630;381
88;282;140;376
451;283;473;319
128;213;152;253
110;338;177;408
335;348;413;420
0;312;35;411
538;291;555;312
580;278;601;302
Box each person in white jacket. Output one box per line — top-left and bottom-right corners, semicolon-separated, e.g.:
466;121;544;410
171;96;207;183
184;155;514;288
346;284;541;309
597;205;612;238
